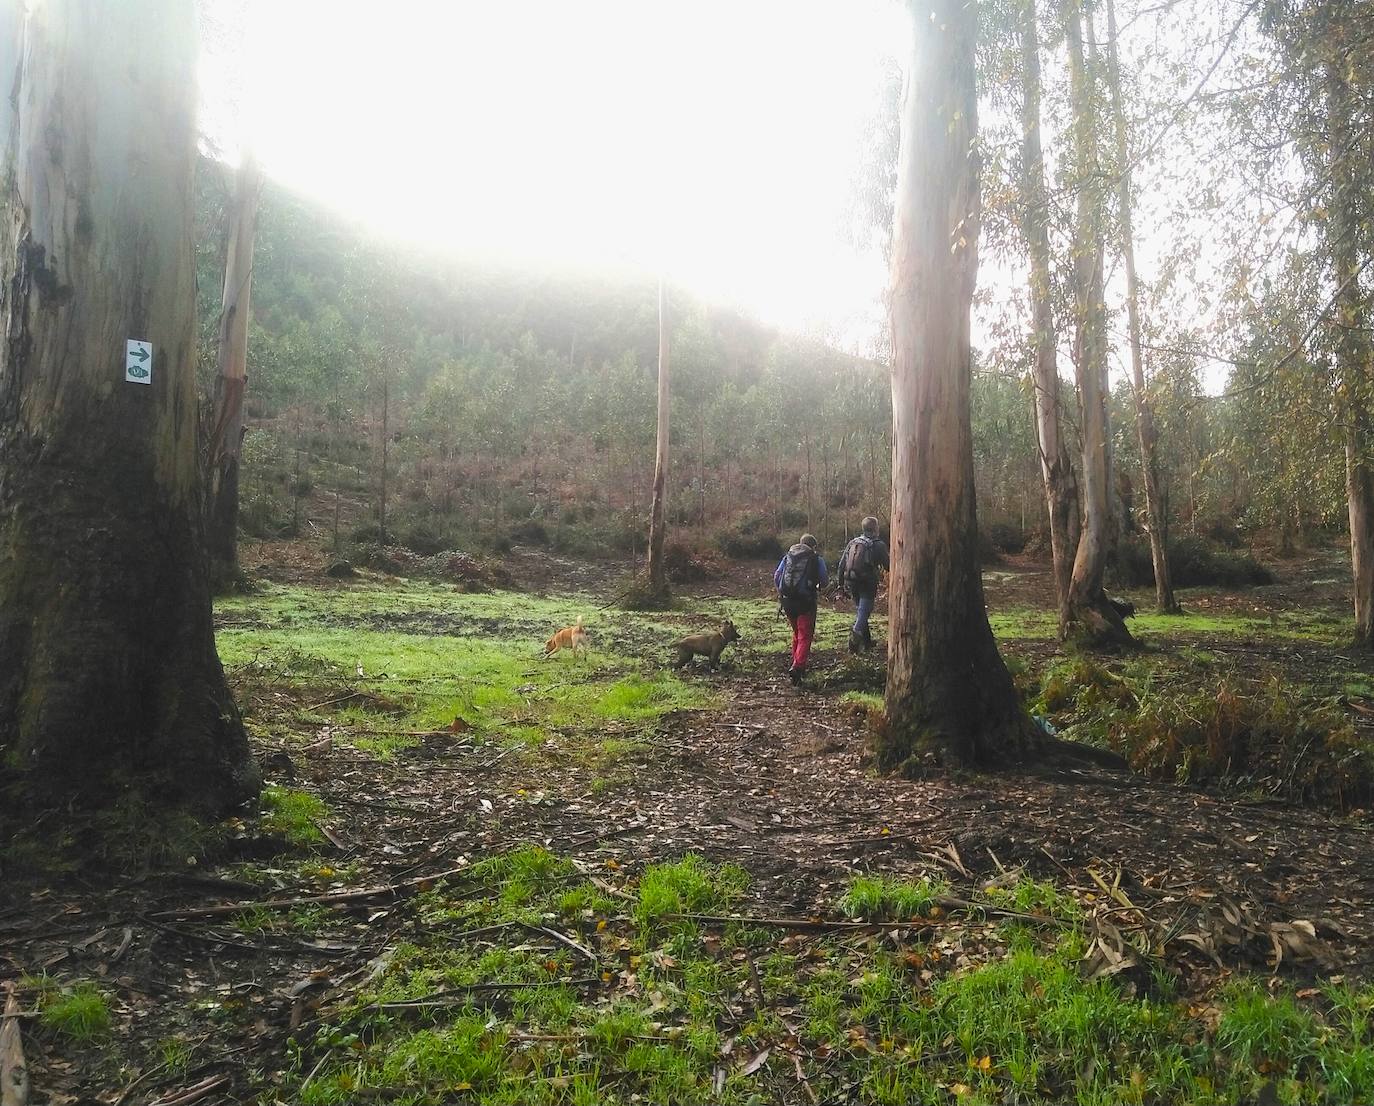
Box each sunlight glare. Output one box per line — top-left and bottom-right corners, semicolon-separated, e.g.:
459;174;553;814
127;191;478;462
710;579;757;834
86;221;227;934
225;0;904;341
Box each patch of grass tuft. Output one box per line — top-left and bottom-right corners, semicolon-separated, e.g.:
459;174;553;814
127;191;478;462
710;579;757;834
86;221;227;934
839;873;948;920
636;854;748;931
260;786;329;846
41;981;112;1043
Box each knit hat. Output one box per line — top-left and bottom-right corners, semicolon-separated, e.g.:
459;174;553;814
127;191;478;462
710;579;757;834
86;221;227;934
800;533;818;549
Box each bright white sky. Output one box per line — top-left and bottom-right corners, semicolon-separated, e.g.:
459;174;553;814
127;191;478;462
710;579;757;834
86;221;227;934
199;0;906;352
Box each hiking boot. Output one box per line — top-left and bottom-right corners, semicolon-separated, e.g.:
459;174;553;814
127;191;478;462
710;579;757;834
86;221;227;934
863;628;875;651
788;665;805;685
848;630;863;655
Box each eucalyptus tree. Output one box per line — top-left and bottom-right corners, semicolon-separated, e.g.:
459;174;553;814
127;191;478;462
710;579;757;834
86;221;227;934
883;0;1037;769
204;154;264;586
645;277;671;599
0;0;256;812
1017;0;1080;632
1103;0;1178;612
1063;0;1133;647
1245;0;1374;641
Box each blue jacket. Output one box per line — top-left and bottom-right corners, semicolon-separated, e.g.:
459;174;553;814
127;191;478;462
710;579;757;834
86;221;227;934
774;548;828;594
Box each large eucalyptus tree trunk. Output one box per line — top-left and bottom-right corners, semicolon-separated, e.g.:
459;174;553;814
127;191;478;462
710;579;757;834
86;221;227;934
1327;64;1374;647
1019;0;1079;636
0;0;257;812
1105;0;1177;613
882;0;1037;770
205;154;263;589
1063;0;1133;648
645;277;670;599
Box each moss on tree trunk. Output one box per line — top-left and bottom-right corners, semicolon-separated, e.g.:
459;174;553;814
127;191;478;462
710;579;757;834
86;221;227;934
0;0;257;814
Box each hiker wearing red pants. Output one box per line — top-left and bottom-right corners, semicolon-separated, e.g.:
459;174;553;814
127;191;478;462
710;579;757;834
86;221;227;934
774;533;828;685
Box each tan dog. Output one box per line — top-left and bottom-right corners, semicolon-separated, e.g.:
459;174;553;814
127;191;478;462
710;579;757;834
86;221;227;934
673;619;740;670
544;616;589;661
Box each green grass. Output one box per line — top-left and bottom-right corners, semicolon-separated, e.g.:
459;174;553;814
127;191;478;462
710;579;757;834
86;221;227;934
840;873;948;920
260;786;329;847
635;854;749;931
218;583;714;761
281;846;1374;1106
841;690;884;712
40;981;112;1043
159;1035;195;1075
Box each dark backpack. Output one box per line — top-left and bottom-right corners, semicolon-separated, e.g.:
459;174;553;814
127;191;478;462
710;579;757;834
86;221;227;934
778;544;817;603
842;536;877;587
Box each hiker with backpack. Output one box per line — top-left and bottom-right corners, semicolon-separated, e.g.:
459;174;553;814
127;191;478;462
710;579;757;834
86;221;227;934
838;516;889;654
774;533;828;684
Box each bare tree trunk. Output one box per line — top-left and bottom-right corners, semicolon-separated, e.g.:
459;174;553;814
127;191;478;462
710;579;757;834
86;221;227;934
204;154;263;589
822;436;831;551
1327;65;1374;647
291;406;305;537
1019;0;1080;636
882;0;1037;770
0;0;256;812
698;411;706;528
378;374;389;542
1064;0;1133;648
1104;0;1175;613
645;277;670;598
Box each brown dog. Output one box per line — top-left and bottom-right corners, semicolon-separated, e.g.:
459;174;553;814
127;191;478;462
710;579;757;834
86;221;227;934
673;619;740;670
544;616;589;661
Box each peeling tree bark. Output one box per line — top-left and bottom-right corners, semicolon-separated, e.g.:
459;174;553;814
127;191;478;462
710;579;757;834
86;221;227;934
204;153;263;588
1104;0;1177;614
882;0;1038;770
0;0;257;812
1063;0;1133;648
645;276;670;598
1019;0;1080;637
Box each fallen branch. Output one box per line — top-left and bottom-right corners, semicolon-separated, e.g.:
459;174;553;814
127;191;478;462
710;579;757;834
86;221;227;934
140;915;332;956
147;1074;231;1106
365;978;600;1012
662;898;1061;931
146;862;474;922
1;983;29;1106
522;923;598;964
304;690;364;711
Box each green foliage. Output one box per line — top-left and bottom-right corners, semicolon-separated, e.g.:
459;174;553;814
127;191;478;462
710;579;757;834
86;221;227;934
1035;657;1374;806
1111;536;1275;590
715;515;785;560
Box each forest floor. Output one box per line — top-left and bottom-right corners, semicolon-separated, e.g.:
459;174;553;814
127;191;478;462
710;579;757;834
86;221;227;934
6;542;1374;1105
